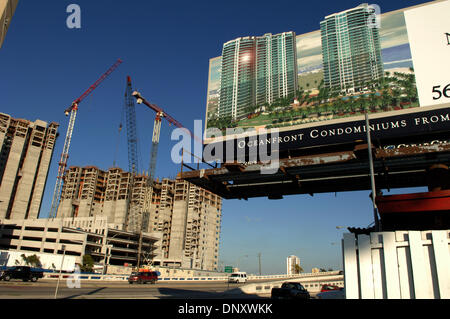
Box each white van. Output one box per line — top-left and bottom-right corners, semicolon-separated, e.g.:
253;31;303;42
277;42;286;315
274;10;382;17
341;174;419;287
228;272;247;283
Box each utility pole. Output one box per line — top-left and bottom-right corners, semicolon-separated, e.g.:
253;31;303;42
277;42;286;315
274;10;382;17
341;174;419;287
54;245;66;299
137;231;143;269
258;253;262;276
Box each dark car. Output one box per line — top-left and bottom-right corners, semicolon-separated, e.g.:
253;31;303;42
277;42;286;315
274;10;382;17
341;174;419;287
0;266;44;282
128;271;158;284
271;282;310;300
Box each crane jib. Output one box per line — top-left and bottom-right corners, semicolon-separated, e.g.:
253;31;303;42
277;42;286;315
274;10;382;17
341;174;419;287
49;59;123;218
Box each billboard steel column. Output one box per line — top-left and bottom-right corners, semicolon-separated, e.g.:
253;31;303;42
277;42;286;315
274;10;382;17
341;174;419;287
365;112;381;232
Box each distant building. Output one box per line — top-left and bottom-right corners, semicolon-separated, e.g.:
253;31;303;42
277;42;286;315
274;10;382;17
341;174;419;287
286;255;300;275
218;31;298;121
320;3;383;93
0;113;59;220
0;0;19;49
57;167;223;271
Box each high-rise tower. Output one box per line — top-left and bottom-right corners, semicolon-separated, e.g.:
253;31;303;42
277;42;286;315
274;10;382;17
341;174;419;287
0;0;19;49
286;255;301;275
320;3;383;93
218;31;298;121
56;166;223;271
0;113;59;219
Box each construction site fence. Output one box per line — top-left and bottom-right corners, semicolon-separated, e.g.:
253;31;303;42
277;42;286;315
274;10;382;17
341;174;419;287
42;270;341;282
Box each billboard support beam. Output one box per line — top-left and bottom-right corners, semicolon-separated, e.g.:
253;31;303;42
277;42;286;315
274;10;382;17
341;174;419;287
365;111;381;232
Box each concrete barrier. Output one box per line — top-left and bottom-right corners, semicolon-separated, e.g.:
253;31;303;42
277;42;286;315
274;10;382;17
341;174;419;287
239;275;344;295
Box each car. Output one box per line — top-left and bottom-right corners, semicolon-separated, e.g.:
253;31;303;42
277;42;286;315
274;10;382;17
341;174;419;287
316;287;345;299
271;282;310;300
320;284;341;292
128;271;158;284
228;272;247;283
0;266;44;282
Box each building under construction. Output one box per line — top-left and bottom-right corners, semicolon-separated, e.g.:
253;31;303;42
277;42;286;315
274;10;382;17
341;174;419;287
0;0;19;49
56;166;222;270
0;112;59;220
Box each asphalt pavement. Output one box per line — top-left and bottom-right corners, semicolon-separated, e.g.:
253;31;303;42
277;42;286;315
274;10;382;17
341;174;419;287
0;280;269;299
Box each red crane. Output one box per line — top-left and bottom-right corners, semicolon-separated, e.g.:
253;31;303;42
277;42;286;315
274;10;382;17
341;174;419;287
49;59;123;218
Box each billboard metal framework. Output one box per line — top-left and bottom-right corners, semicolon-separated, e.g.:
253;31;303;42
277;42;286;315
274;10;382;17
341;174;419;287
179;116;450;200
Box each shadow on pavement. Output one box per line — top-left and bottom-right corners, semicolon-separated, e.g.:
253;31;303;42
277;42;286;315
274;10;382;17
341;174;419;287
64;287;107;299
157;287;269;299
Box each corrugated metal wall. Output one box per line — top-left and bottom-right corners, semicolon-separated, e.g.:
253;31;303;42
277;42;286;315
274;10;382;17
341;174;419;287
343;230;450;299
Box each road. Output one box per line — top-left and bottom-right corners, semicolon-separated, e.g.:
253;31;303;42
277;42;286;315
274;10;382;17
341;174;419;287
0;280;270;299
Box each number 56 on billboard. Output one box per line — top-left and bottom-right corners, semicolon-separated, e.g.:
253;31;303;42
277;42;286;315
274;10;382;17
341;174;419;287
405;0;450;107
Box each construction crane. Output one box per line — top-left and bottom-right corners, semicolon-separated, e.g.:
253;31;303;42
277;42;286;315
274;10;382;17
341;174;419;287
49;59;123;218
130;91;204;269
131;90;196;269
131;91;197;186
124;76;139;174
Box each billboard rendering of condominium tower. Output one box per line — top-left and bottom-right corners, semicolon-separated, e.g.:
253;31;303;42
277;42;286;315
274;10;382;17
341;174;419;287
320;3;383;93
218;31;298;121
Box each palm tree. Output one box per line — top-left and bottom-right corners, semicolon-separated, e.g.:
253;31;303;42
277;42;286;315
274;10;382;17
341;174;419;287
20;254;42;268
381;90;391;111
294;264;304;274
81;255;94;273
391;88;401;107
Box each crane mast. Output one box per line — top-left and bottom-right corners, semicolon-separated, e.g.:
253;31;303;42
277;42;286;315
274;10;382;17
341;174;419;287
148;112;163;186
130;90;203;268
49;59;123;218
124;76;139;174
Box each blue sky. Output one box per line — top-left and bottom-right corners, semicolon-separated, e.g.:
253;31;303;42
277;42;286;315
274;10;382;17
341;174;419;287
0;0;430;274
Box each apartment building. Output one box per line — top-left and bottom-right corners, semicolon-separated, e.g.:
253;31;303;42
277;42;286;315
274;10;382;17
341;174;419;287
161;180;222;271
0;113;59;220
218;31;298;121
56;166;223;271
320;3;383;93
57;166;107;220
286;255;301;275
0;0;19;49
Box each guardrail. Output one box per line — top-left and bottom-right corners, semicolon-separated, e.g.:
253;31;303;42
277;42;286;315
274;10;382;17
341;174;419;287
42;271;342;282
44;273;129;281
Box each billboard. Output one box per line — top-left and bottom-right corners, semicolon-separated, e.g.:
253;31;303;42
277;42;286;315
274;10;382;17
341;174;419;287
203;1;450;163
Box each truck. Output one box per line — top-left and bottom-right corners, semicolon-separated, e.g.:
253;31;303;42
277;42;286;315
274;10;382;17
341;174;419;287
128;270;158;284
271;282;310;299
228;271;248;283
0;266;44;282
